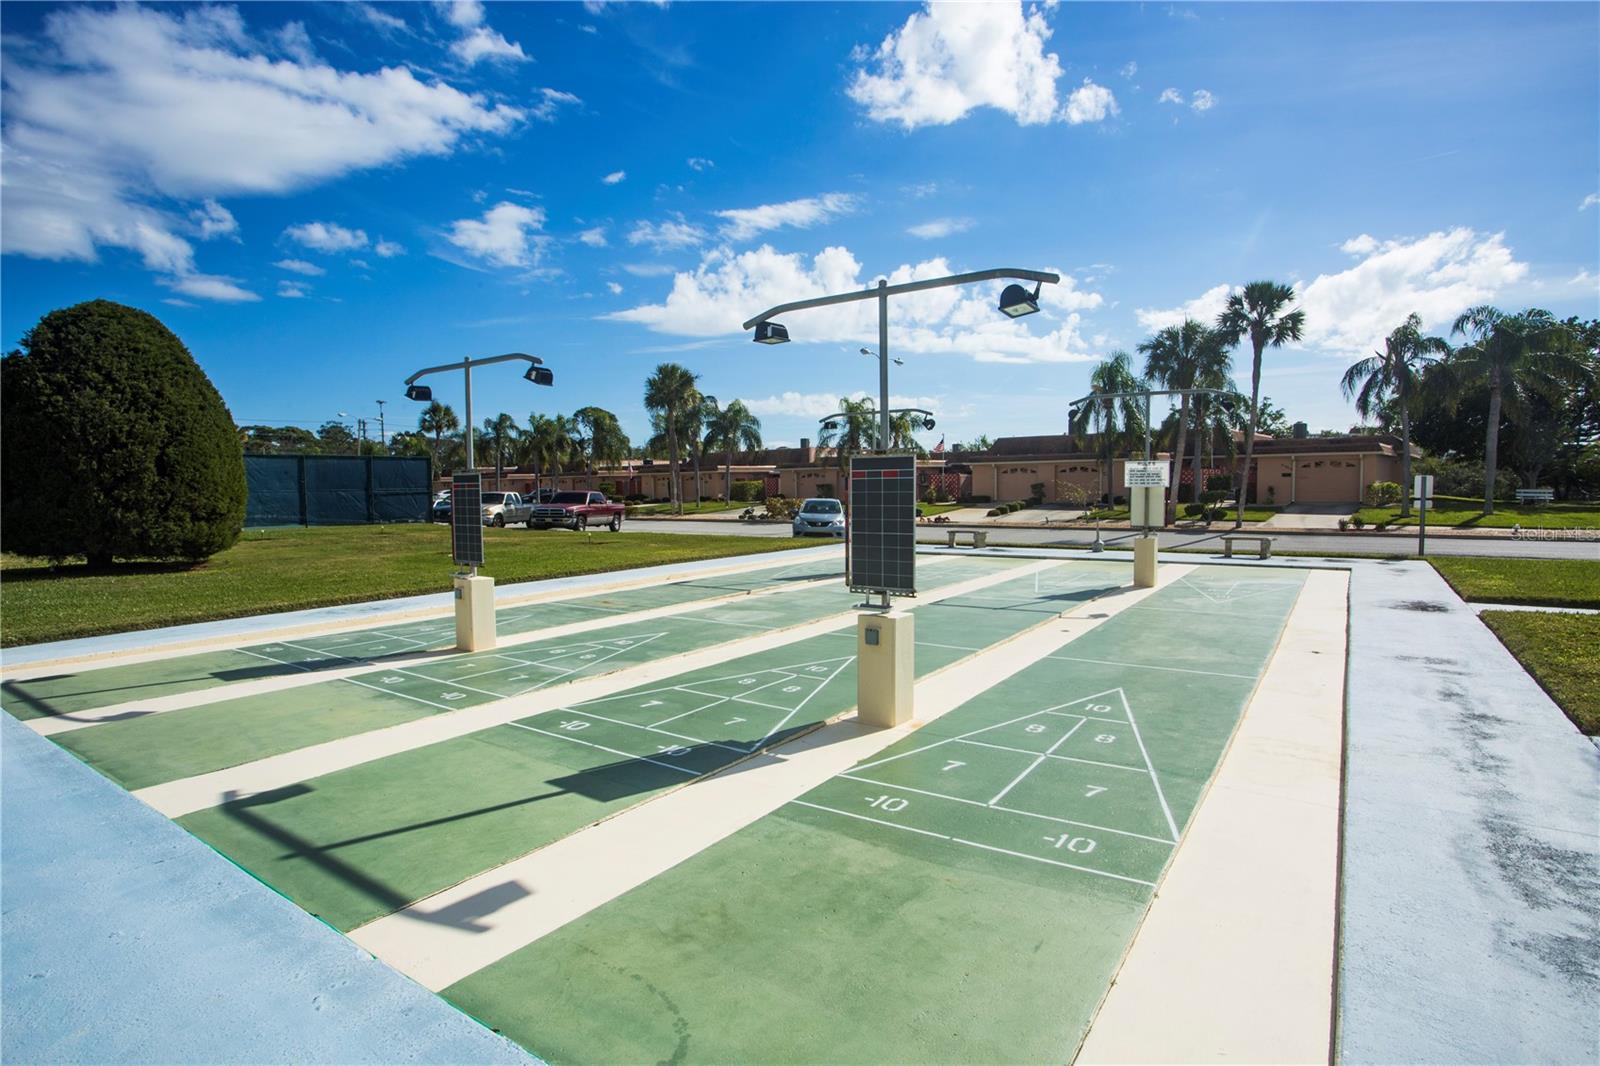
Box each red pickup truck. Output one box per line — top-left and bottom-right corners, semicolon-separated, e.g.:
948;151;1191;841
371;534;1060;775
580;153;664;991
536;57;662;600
527;490;626;531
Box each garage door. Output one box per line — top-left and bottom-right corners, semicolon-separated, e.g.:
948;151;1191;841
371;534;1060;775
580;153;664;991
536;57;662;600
997;467;1042;501
1295;458;1362;503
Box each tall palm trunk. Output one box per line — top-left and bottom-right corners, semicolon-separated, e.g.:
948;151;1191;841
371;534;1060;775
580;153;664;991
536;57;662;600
692;449;702;507
726;448;735;502
1237;347;1264;526
1399;405;1414;519
1483;369;1502;515
666;417;681;513
1169;394;1190;525
1189;398;1204;506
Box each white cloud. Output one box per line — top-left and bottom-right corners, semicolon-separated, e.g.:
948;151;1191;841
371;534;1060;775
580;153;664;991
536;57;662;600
743;390;943;419
452;27;527;64
687;157;715;171
374;238;405;257
285;221;369;253
715;193;859;241
607;281;623;295
1158;86;1213;112
185;199;238;242
606;244;1103;364
531;87;581;121
1299;228;1528;355
446;201;547;268
164;272;260;303
353;3;408;34
0;4;520;293
1062;79;1118;125
277;280;310;298
602;170;627;185
1135;283;1237;333
576;226;608;248
162;298;196;308
350;258;370;270
438;0;484;29
274;258;326;276
907;217;973;240
848;1;1064;128
627;217;707;252
622;262;677;277
1581;193;1600;211
1120;61;1137;78
1567;268;1596;289
275;21;317;65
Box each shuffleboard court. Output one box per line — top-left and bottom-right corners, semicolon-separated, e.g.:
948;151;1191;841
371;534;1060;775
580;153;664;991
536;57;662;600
176;560;1128;932
0;556;844;721
49;557;1013;791
440;568;1307;1065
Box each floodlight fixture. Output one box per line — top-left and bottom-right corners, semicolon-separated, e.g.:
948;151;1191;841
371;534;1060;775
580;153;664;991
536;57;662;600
922;417;936;431
406;384;433;402
753;321;790;344
525;365;554;386
998;282;1042;319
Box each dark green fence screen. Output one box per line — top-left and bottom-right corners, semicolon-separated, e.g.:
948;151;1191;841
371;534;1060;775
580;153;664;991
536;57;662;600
245;456;432;526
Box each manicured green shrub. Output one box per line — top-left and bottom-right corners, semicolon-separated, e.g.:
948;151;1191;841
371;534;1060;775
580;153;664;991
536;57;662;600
2;300;245;566
730;479;763;502
1364;481;1403;507
1029;482;1046;503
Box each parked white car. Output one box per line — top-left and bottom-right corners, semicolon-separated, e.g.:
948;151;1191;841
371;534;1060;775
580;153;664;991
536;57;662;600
792;497;846;538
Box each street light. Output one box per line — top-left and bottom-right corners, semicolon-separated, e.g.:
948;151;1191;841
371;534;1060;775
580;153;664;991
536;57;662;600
403;352;552;471
997;282;1042;319
746;267;1059;453
862;347;902;366
817;407;935;450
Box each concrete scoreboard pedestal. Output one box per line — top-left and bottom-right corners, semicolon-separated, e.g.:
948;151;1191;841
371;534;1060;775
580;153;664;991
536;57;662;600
856;610;914;728
1133;535;1159;588
454;574;496;652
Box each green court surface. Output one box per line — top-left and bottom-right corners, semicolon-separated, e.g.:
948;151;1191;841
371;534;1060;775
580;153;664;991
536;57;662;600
177;560;1129;932
50;557;1015;791
441;569;1307;1065
0;557;844;721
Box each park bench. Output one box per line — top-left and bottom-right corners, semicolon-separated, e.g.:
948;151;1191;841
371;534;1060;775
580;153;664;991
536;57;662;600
1221;534;1275;560
945;528;989;549
1514;488;1555;505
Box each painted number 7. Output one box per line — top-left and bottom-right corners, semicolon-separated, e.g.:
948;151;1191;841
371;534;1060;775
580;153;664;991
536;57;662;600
942;760;965;772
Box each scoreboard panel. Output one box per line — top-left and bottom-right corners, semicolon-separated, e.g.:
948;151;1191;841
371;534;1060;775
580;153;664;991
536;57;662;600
451;472;485;568
848;453;917;597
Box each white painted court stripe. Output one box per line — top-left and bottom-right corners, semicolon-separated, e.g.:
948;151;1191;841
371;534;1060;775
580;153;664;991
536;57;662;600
503;721;696;777
1044;655;1259;680
956;738;1147;774
949;836;1158;888
346;564;1193;992
136;559;1050;818
790;800;952;841
985;716;1085;806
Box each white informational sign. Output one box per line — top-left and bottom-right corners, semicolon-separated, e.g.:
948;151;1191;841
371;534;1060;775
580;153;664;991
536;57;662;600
1124;460;1170;488
1413;474;1435;501
1129;485;1165;528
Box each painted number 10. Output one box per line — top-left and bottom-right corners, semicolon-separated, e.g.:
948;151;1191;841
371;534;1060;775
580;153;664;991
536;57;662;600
867;795;909;812
1046;833;1097;853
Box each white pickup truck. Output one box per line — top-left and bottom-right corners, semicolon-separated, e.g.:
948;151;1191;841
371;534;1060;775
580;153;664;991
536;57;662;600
480;491;535;527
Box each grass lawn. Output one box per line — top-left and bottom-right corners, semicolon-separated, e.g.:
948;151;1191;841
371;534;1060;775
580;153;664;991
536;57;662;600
1075;506;1280;524
0;524;816;648
1480;611;1600;735
917;502;962;517
626;501;747;516
1430;556;1600;610
1354;495;1600;529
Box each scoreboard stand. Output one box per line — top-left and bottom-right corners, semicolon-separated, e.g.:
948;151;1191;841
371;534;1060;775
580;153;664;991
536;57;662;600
450;472;496;651
848;455;918;728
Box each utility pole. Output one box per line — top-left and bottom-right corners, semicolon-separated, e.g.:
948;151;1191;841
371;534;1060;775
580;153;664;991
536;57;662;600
376;400;386;453
357;418;369;456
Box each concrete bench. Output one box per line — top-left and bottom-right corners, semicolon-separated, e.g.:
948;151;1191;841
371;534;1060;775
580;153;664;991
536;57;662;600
945;529;989;549
1221;534;1275;560
1514;488;1555;505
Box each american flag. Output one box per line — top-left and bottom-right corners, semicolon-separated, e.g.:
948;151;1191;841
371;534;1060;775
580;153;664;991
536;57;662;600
932;435;945;455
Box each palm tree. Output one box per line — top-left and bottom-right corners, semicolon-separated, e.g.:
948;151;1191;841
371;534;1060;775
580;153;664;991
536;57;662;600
1436;307;1586;513
481;412;519;490
705;399;763;501
1140;319;1218;523
643;363;700;514
816;396;878;506
688;394;721;505
573;406;630;490
418;401;459;473
1216;281;1306;525
1188;341;1236;507
524;413;577;496
1068;350;1144;505
1340;313;1449;517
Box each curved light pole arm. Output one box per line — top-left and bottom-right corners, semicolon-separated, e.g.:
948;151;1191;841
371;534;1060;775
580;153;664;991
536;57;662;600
740;269;1061;330
403;352;542;385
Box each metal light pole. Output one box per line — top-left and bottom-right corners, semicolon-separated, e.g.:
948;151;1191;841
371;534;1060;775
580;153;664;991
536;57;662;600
376;399;386;451
744;267;1059;455
404;353;553;472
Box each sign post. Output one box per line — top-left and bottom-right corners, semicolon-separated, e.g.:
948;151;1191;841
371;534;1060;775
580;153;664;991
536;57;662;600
849;454;917;728
1123;460;1169;588
450;472;495;651
1413;474;1434;558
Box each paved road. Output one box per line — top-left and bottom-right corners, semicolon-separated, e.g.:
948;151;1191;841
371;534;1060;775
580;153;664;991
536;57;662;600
627;518;1600;559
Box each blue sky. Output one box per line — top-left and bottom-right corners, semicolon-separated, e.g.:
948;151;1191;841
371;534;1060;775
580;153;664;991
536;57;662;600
3;1;1596;450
